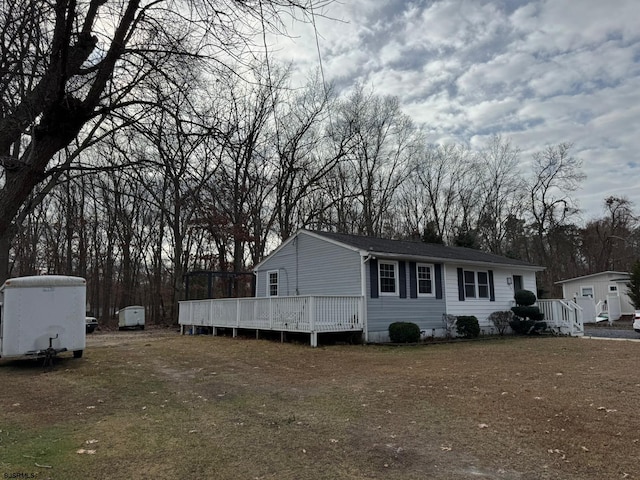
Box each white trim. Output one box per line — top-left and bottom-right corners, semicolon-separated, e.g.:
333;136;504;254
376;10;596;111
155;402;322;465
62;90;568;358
378;260;399;296
608;284;619;295
267;270;279;297
555;271;630;284
416;263;435;297
360;254;370;342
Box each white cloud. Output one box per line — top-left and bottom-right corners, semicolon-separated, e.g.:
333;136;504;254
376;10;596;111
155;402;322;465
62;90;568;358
268;0;640;220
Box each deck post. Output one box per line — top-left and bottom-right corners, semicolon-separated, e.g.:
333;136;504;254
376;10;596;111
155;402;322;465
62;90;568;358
233;328;238;338
236;298;241;329
309;296;316;347
213;327;218;336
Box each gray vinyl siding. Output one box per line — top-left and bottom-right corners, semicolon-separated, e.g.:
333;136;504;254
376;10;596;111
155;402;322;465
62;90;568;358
255;233;362;297
444;264;538;330
365;260;446;342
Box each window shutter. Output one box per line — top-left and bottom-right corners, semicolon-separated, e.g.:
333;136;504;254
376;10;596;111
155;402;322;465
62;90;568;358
399;261;407;298
488;270;495;301
435;264;443;299
457;268;465;301
370;258;379;298
409;262;417;298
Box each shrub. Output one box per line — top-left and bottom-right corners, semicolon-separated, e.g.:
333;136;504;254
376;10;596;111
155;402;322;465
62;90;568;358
514;289;537;306
509;316;547;335
510;289;545;334
488;311;513;335
511;306;545;321
456;316;480;338
442;314;457;338
388;322;421;343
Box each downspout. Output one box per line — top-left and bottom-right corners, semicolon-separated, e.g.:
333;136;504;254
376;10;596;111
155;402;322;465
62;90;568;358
361;253;372;343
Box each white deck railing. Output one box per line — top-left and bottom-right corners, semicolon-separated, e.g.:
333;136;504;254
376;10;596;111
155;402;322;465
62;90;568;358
179;295;364;346
537;299;584;336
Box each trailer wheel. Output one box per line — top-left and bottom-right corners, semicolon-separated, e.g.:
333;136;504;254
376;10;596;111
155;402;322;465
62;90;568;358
73;350;83;359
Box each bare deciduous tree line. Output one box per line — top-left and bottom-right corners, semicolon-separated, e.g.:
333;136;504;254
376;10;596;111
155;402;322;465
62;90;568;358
2;1;637;325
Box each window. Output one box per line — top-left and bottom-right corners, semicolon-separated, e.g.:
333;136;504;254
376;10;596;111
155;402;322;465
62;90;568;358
609;285;619;294
417;263;434;296
464;270;490;299
267;270;278;297
477;272;489;298
580;286;594;298
378;261;398;295
464;270;476;298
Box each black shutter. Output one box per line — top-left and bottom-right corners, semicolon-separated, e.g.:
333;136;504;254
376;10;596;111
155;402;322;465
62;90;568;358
488;270;495;301
457;268;465;301
370;259;379;298
435;264;443;299
409;262;417;298
399;261;407;298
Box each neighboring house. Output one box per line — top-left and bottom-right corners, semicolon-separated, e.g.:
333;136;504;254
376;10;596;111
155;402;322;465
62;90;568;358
555;271;634;320
253;230;544;342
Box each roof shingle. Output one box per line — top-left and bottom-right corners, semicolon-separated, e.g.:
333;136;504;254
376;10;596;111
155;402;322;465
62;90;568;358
308;230;542;269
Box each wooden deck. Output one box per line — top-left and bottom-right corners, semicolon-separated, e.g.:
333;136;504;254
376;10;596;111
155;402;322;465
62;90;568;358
178;296;364;346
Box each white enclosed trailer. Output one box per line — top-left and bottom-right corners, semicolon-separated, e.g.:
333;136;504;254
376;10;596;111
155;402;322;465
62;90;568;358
118;305;145;330
0;275;86;359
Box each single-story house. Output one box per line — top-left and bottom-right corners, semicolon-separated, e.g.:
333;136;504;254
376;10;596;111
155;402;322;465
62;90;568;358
555;271;634;320
252;229;544;342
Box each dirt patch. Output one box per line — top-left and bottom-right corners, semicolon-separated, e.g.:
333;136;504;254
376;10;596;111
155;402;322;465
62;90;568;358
1;333;639;479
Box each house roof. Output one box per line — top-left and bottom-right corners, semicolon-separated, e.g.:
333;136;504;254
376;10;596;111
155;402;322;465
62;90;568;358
555;271;630;285
299;230;543;270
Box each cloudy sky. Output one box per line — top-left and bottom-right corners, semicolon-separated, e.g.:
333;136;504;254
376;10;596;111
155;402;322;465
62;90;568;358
268;0;640;223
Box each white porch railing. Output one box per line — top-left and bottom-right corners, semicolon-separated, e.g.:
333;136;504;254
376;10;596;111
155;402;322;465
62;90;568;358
537;299;584;336
178;296;364;347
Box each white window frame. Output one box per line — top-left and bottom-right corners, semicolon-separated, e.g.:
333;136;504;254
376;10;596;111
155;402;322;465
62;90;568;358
378;261;399;296
580;285;594;298
416;263;435;297
267;270;279;297
463;269;490;300
608;284;619;295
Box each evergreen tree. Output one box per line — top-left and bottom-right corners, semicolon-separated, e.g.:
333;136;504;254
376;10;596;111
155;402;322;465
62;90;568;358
626;260;640;309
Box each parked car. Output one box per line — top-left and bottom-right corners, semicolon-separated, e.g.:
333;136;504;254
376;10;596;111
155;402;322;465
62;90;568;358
633;311;640;333
85;316;98;334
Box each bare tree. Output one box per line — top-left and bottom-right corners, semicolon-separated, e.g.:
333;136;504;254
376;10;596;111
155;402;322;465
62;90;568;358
528;143;585;291
331;86;419;237
475;136;526;254
0;0;331;283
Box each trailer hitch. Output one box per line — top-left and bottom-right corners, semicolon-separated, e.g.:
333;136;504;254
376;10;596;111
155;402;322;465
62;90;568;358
42;334;59;369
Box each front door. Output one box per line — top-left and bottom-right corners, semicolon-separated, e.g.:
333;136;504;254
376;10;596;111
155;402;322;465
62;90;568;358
513;275;523;292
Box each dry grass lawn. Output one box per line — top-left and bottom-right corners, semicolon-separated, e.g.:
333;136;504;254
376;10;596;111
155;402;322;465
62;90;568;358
1;330;639;479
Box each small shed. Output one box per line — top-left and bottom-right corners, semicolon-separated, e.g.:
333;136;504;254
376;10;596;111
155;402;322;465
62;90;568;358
118;305;145;330
555;271;634;320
